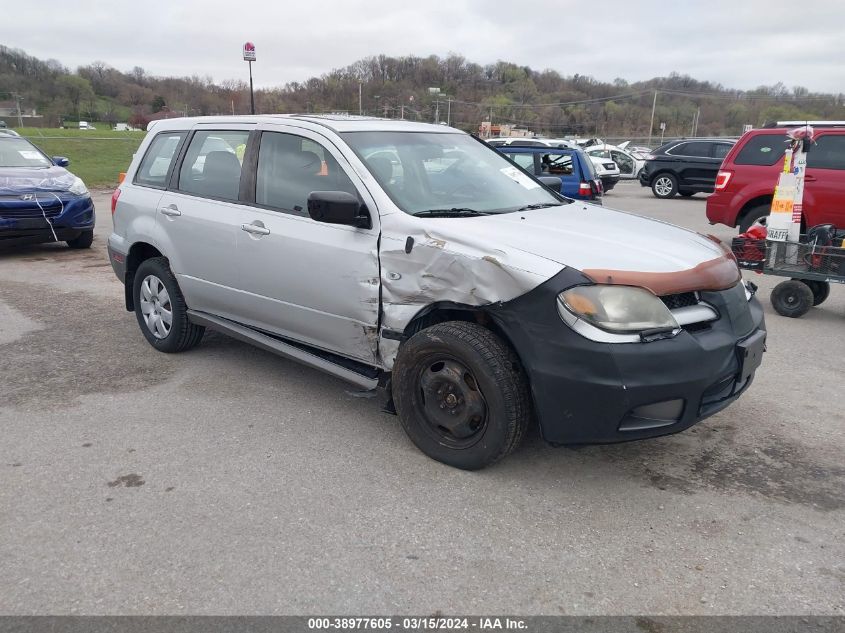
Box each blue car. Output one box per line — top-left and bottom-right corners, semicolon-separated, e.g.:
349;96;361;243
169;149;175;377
493;144;603;203
0;135;95;249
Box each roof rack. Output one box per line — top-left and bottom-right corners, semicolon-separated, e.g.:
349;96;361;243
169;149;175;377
763;121;845;128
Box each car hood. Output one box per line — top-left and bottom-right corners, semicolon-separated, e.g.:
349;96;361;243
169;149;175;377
0;166;75;192
455;202;727;272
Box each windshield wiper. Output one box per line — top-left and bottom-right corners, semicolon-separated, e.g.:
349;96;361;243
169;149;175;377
516;202;567;211
412;207;487;217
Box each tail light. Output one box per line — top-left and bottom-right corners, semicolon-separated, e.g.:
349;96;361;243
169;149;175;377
111;188;121;215
579;182;592;197
714;170;732;191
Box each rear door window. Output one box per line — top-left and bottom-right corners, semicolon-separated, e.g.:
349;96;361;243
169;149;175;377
669;142;711;157
807;135;845;170
505;153;537;172
134;132;185;188
733;135;786;166
177;130;250;201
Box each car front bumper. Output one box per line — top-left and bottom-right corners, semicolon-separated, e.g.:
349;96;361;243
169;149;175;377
0;194;95;246
489;270;766;445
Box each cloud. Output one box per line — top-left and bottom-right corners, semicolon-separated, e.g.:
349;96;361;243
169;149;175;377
3;0;843;92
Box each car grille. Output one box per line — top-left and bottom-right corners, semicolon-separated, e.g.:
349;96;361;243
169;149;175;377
660;292;699;310
0;195;64;219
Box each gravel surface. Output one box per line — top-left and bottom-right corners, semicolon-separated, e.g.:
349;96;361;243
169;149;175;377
0;183;843;615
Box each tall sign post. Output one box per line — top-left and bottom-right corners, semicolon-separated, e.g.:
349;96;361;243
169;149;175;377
243;42;256;115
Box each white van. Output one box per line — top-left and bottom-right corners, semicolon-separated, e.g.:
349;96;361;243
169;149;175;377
108;115;766;469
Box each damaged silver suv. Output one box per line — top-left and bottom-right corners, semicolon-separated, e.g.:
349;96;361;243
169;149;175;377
109;115;766;470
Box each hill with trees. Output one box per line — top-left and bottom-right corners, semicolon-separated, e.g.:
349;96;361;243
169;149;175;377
1;45;841;139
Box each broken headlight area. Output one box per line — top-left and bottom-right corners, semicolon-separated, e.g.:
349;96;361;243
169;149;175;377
557;285;680;343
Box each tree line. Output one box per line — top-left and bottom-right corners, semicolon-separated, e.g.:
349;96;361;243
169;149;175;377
1;46;841;139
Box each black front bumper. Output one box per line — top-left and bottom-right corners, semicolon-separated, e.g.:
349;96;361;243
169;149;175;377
489;271;766;445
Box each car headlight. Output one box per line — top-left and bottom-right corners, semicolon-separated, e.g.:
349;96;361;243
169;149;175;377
68;177;89;196
557;285;678;334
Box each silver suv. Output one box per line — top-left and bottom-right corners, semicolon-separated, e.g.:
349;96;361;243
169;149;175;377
109;115;766;470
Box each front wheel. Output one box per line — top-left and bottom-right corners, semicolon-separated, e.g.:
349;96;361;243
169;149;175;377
651;174;678;198
133;257;204;353
771;280;813;318
392;321;531;470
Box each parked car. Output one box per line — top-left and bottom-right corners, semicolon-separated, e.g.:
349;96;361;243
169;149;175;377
706;123;845;232
489;137;621;191
0;135;95;248
639;138;737;198
495;143;603;202
0;120;7;128
585;144;645;180
109;115;765;470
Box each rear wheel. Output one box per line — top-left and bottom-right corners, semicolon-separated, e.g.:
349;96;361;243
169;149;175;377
802;280;830;306
133;257;204;353
651;174;678;198
392;321;531;470
66;229;94;249
739;203;770;234
771;280;813;318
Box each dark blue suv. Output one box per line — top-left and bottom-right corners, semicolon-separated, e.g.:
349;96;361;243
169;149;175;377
0;135;95;248
493;144;603;203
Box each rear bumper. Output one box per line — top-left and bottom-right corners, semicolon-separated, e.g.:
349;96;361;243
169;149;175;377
490;272;766;445
107;241;127;282
705;193;736;227
601;175;620;192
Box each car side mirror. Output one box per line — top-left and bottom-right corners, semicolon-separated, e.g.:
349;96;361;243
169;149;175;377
537;176;562;190
53;156;70;167
307;191;371;229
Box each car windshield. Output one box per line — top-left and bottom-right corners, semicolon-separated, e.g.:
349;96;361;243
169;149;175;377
0;138;51;168
341;131;567;215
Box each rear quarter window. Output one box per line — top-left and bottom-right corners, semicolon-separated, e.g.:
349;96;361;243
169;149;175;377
734;134;786;166
807;135;845;170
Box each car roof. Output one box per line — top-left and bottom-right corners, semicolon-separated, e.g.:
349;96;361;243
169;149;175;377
149;114;458;134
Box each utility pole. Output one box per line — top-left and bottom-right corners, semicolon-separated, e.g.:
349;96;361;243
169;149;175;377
358;81;362;116
447;98;452;127
400;105;405;120
434;100;440;124
15;93;24;128
648;90;657;148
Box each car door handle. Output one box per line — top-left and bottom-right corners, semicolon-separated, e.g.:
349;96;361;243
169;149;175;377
241;223;270;236
159;205;181;217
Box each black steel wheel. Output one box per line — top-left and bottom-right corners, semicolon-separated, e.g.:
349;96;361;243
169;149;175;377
392;321;531;470
770;280;814;318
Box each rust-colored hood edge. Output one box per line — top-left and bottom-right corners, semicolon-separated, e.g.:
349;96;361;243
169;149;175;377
582;253;742;296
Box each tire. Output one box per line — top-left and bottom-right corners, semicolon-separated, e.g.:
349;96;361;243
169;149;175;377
392;321;531;470
802;279;830;306
132;257;204;353
739;204;770;234
66;229;94;249
770;280;814;318
679;191;695;198
651;173;678;198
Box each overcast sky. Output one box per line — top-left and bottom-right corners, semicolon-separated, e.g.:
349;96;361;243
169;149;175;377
4;0;844;93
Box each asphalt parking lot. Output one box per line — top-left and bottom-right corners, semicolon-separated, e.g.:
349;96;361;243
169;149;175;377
1;181;843;615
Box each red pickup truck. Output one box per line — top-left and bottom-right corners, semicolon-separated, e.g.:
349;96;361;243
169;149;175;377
706;124;845;232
